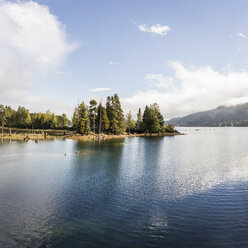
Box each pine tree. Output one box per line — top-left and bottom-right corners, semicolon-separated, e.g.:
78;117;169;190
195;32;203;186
142;105;151;133
113;94;126;134
50;113;57;129
136;108;143;133
60;113;68;128
96;103;110;133
72;102;90;134
126;111;132;134
106;94;125;134
142;103;164;133
150;103;164;132
89;99;97;134
106;96;117;133
72;106;80;130
16;106;31;128
0;105;6;136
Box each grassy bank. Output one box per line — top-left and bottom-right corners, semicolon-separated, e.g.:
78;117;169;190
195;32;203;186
0;130;182;142
0;133;56;141
68;132;183;141
0;127;74;141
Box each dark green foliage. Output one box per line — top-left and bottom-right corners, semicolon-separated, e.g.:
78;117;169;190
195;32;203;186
164;123;177;133
96;103;109;133
89;99;97;133
0;105;6;126
142;103;164;133
72;102;90;134
31;111;66;129
126;111;136;134
0;105;6;136
106;94;125;134
136;108;143;133
106;96;117;133
57;114;69;129
0;104;69;130
16;106;31;128
0;94;175;134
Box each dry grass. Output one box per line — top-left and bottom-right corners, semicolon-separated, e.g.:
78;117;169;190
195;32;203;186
0;131;183;142
0;133;55;141
68;132;183;141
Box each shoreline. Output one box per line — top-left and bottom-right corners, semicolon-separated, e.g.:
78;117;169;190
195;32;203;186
68;132;183;141
0;132;183;142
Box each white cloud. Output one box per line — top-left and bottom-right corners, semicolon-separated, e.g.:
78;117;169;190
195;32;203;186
108;61;115;65
145;74;175;90
135;22;170;36
237;32;246;38
122;61;248;119
89;88;112;92
0;0;77;112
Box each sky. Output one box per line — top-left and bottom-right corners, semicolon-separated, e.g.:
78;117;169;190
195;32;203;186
1;0;248;119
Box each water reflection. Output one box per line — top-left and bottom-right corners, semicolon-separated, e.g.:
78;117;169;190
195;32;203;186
0;129;248;247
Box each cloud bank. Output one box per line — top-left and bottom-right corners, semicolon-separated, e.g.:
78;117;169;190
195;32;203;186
122;62;248;119
0;0;76;112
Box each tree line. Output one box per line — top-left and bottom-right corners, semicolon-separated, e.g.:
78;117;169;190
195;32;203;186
0;105;69;130
72;93;176;134
0;93;176;134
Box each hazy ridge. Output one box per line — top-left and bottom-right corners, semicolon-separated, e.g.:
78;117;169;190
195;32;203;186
168;103;248;127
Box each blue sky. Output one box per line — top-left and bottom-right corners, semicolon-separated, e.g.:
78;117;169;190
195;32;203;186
1;0;248;118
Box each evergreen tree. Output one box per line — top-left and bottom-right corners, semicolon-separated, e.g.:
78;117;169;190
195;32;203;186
58;113;68;128
142;103;165;133
113;94;126;134
126;111;132;134
16;106;31;128
142;105;151;133
72;106;80;130
72;102;90;134
4;106;16;128
96;103;109;133
106;94;125;134
151;103;164;128
89;99;97;133
0;105;6;136
136;108;143;133
50;113;57;129
106;96;117;133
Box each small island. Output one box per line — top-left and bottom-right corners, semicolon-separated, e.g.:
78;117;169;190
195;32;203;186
0;93;180;142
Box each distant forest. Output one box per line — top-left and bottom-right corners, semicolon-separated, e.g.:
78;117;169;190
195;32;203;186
0;93;176;134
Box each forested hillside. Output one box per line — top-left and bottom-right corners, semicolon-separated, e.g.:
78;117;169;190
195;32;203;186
169;103;248;127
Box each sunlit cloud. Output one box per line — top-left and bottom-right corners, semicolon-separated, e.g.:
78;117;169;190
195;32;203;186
89;88;112;92
133;21;170;36
122;61;248;119
0;0;77;112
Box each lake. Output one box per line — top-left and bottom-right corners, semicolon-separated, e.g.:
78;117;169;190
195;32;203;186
0;128;248;248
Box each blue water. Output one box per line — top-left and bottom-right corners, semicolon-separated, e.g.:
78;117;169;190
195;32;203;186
0;128;248;247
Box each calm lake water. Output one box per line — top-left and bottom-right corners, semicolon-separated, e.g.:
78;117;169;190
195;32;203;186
0;128;248;248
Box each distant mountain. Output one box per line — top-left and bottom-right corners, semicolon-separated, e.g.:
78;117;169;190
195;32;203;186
168;103;248;127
